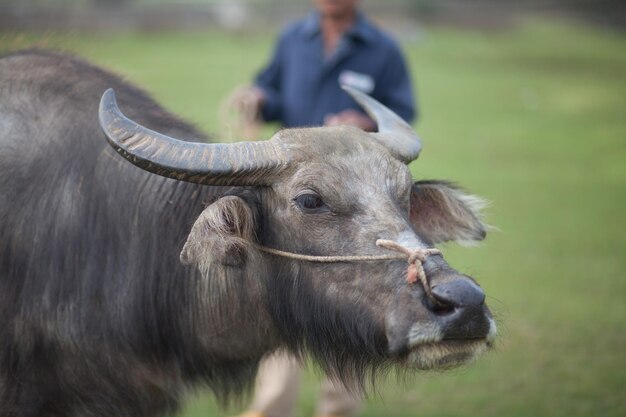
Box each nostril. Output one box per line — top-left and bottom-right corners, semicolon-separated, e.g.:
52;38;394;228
431;279;485;308
424;297;456;316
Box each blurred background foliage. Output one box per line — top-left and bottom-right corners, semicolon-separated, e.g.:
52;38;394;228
1;1;625;417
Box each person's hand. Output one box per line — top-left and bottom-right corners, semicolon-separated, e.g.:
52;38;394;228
221;85;266;139
324;109;376;131
228;85;266;124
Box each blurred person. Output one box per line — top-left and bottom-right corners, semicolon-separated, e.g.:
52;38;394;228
231;1;417;416
232;0;415;133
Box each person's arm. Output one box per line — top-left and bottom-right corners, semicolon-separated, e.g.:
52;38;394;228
377;45;417;125
253;32;288;123
326;45;415;132
228;31;288;124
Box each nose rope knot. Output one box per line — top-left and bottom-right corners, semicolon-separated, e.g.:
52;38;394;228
375;239;442;304
253;239;442;304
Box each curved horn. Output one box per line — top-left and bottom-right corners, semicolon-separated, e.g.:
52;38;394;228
342;85;421;163
99;89;289;186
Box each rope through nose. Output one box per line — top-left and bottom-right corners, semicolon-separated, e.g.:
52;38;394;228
253;239;443;304
375;239;442;305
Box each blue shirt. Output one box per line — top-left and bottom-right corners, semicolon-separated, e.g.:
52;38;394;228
255;11;417;128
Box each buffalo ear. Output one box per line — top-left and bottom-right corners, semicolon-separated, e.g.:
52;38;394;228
180;196;256;267
409;180;489;245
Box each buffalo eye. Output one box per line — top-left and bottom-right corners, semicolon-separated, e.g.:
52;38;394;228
294;193;327;213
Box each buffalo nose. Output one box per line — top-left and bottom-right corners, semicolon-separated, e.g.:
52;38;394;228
428;278;490;340
431;278;485;309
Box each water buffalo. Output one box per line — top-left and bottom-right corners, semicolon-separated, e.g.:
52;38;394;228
0;49;496;417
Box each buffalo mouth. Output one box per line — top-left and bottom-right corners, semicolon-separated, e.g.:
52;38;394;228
403;317;497;370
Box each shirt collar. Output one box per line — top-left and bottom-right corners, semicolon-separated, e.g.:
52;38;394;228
301;10;376;44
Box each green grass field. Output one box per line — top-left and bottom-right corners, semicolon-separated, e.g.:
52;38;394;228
1;18;625;417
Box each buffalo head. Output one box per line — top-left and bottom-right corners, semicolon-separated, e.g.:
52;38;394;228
99;87;496;380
